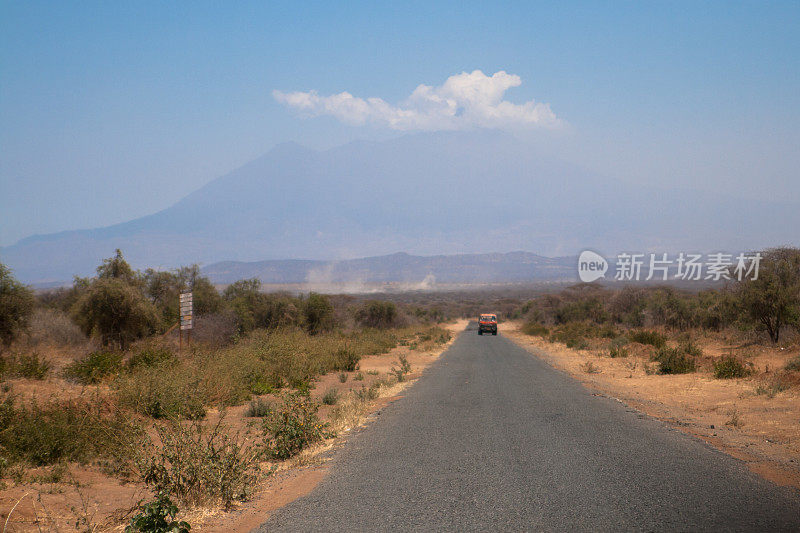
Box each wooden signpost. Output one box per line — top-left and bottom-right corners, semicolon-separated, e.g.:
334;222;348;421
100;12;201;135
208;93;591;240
179;291;193;351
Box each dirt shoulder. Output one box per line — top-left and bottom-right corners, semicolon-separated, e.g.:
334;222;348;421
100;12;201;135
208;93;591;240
503;322;800;490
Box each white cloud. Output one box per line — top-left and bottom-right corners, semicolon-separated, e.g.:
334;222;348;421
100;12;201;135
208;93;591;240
273;70;562;131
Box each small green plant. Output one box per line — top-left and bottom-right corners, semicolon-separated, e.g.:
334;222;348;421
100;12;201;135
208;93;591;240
354;372;364;381
262;393;332;460
245;397;272;418
322;388;339;405
580;361;600;374
713;355;752;379
390;354;412;382
338;372;348;383
785;355;800;372
680;339;703;357
64;350;123;384
8;352;51;379
608;343;629;358
125;491;191;533
128;345;174;369
653;346;696;374
755;376;790;398
630;330;666;348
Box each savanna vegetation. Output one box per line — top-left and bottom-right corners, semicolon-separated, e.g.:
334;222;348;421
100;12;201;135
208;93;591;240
0;251;453;529
517;247;800;384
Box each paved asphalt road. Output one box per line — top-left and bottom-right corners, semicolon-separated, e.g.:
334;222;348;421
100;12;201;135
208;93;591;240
259;326;800;532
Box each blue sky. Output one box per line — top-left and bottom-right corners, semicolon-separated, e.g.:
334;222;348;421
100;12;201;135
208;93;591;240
1;1;799;246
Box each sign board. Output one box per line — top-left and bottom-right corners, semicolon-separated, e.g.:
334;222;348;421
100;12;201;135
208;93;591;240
179;292;193;330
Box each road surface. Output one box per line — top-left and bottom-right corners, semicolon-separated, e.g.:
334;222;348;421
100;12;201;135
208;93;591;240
259;325;800;532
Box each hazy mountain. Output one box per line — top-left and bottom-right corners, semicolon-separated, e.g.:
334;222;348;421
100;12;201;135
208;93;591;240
202;251;576;285
2;130;798;283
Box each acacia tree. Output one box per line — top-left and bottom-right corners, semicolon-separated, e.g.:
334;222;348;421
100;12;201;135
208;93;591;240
71;251;160;349
72;277;161;349
735;247;800;343
0;263;35;350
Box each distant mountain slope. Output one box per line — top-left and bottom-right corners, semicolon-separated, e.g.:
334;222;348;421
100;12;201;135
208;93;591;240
201;251;576;285
2;130;798;283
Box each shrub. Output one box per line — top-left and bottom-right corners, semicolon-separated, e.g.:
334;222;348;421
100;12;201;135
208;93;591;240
0;396;139;467
713;355;752;379
321;388;339;405
355;301;398;329
71;278;161;349
262;393;331;460
338;372;348;383
734;247;800;343
11;352;51;379
785;355;800;372
64;350;123;384
755;375;790;398
608;344;629;358
128;345;175;369
580;361;600;373
245;398;272;418
653;346;696;374
354;372;364;381
137;418;261;509
27;308;86;346
332;347;359;372
0;263;35;350
125;491;191;533
302;293;335;335
117;365;206;420
549;323;592;349
630;330;667;348
521;322;549;337
390;354;412;382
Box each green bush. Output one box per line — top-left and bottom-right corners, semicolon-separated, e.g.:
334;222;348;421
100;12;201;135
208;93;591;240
785;355;800;372
126;491;191;533
262;393;331;460
713;355;752;379
71;277;161;349
355;301;399;329
0;396;139;467
245;397;272;418
630;330;667;348
332;347;359;372
302;293;335;335
653;346;696;374
117;365;206;419
321;388;339;405
64;350;123;384
608;344;629;358
0;263;35;350
390;354;412;382
128;345;175;369
549;323;592;349
14;352;51;379
521;322;549;336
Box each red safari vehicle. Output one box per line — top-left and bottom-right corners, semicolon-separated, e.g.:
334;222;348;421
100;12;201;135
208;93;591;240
478;314;497;335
